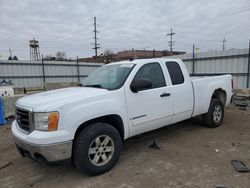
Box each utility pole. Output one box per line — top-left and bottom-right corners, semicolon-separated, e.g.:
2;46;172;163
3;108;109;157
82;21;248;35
167;28;175;52
222;37;227;51
247;39;250;88
9;48;12;58
192;44;195;74
91;17;100;61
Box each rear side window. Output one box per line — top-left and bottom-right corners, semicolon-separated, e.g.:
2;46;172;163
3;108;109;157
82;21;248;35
166;62;184;85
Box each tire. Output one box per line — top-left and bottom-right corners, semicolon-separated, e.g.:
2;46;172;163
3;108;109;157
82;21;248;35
73;123;122;176
203;98;224;128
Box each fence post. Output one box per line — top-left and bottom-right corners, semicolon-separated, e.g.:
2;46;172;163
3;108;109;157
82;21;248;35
247;40;250;88
192;44;195;75
41;54;46;91
0;97;6;125
76;56;80;83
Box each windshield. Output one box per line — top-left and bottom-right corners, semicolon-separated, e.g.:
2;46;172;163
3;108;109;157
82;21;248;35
82;63;135;90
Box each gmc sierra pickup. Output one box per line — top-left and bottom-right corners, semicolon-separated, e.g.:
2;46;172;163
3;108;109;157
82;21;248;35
12;58;233;175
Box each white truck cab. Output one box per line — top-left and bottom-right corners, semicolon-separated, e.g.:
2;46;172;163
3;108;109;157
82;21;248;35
12;58;233;175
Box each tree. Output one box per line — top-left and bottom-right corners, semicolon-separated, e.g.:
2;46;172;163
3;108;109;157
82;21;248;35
13;56;18;60
103;49;114;64
44;55;56;61
56;51;67;61
104;49;113;56
8;56;12;60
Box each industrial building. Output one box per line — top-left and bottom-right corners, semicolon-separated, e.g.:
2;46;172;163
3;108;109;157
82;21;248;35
78;49;185;63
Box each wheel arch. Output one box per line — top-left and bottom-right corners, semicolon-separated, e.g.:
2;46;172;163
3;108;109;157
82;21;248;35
73;114;125;142
211;88;227;105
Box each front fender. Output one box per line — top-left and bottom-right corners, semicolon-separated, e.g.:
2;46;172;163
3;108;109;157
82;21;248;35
57;90;129;140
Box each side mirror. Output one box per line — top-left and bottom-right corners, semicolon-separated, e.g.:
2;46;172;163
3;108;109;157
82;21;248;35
130;78;152;93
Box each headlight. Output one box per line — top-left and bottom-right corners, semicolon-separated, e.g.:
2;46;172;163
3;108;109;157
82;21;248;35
34;112;59;131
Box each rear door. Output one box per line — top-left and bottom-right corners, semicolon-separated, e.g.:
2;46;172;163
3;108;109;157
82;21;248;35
165;61;193;123
125;62;174;137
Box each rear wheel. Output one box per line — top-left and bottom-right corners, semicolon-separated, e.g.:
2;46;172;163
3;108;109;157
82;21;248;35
203;98;224;128
73;123;122;176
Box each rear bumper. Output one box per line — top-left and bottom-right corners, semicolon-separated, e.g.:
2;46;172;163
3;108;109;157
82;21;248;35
14;136;72;162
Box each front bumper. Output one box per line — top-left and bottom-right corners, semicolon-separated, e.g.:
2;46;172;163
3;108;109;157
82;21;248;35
14;136;72;162
12;120;73;162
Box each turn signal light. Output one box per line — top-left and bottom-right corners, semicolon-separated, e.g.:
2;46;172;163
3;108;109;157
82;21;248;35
48;112;59;131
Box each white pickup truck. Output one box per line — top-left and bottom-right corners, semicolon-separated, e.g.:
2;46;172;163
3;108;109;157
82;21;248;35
12;58;233;175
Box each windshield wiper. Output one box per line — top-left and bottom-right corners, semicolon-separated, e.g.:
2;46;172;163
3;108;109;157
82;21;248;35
84;84;104;89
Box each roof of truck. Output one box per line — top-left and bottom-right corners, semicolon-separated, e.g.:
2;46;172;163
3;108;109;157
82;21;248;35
107;58;181;66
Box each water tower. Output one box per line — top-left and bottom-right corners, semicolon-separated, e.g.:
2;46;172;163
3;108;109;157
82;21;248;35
29;38;41;61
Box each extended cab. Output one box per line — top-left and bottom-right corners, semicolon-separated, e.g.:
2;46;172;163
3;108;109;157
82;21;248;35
12;58;233;175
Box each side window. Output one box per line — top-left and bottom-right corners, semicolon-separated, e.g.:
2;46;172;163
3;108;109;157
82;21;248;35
133;62;166;89
166;62;184;85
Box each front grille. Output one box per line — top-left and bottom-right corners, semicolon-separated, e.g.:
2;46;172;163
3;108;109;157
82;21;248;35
16;108;30;132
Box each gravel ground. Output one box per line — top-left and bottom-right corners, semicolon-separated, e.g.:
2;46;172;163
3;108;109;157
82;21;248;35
0;105;250;188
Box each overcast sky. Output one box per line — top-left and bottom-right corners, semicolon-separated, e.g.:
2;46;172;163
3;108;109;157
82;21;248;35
0;0;250;60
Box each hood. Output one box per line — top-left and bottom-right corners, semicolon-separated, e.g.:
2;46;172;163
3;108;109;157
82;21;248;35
16;87;108;111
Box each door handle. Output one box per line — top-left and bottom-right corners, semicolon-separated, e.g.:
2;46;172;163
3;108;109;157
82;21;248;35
160;93;171;97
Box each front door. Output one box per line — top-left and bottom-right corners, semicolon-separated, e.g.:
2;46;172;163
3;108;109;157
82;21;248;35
125;62;174;137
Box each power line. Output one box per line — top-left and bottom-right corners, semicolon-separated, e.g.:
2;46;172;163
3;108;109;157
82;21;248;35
222;37;227;51
91;17;100;61
167;28;175;52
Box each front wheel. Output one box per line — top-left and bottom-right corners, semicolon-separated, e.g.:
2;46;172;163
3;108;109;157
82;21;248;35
73;123;122;176
203;98;224;128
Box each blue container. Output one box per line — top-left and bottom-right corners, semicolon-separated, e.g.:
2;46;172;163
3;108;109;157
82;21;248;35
0;97;5;125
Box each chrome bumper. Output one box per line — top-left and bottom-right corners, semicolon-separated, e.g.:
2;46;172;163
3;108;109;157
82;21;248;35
14;137;72;162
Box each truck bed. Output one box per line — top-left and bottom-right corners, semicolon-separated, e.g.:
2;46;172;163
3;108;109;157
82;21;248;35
191;75;232;117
